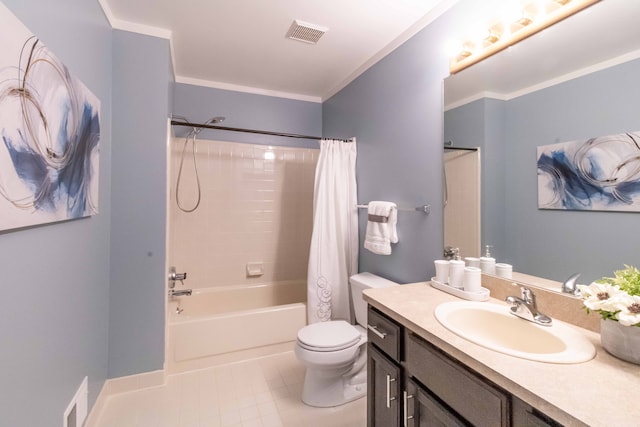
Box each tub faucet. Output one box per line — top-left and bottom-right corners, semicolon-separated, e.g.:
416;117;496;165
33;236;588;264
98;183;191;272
168;266;187;289
505;287;552;326
561;273;581;296
169;289;192;297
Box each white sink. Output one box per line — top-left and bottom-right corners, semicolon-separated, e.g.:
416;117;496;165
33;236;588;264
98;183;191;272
434;301;596;364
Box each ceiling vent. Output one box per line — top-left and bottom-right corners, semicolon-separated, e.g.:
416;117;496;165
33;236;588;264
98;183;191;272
285;20;328;44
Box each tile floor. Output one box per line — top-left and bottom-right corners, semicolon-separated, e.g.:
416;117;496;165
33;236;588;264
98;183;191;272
93;351;366;427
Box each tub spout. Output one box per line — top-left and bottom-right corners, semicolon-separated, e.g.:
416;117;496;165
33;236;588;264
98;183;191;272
169;289;192;297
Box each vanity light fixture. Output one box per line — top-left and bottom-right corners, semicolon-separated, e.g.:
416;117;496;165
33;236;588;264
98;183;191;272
449;0;601;74
484;30;500;44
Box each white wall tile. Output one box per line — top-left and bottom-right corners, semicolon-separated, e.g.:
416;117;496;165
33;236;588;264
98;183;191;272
169;139;318;288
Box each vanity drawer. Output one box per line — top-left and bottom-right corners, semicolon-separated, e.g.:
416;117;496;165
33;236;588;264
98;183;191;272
512;397;563;427
406;332;510;427
367;307;401;362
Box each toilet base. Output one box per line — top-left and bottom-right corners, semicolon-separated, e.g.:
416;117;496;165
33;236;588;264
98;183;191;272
300;366;367;407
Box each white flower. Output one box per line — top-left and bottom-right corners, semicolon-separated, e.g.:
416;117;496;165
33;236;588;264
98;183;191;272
616;294;640;327
577;282;625;312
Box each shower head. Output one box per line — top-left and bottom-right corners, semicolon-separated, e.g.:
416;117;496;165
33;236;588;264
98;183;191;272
188;117;226;136
171;114;189;123
171;115;225;125
205;116;226;125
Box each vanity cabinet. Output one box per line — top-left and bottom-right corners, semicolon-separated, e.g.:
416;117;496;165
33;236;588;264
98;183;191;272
368;344;401;427
405;331;509;427
512;398;563;427
367;306;402;427
367;306;563;427
405;377;469;426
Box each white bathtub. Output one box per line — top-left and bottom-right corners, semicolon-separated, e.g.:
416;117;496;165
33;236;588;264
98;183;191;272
167;280;307;371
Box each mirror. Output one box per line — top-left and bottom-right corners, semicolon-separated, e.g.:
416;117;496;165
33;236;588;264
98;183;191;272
444;147;481;258
443;0;640;286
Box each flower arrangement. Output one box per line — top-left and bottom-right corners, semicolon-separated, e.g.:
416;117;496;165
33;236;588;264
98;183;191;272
577;265;640;327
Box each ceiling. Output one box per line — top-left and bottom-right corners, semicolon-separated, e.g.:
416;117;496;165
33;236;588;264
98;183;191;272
99;0;640;105
100;0;451;102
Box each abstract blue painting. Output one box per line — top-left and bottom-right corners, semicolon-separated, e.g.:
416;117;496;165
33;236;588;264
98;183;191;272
537;132;640;212
0;3;100;231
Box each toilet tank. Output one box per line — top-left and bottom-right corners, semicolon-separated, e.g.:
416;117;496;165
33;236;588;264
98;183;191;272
350;272;398;327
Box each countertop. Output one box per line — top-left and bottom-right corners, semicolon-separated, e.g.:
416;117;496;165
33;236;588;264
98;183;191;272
363;281;640;427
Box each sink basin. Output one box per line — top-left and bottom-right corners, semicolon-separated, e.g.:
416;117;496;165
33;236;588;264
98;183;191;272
434;301;596;363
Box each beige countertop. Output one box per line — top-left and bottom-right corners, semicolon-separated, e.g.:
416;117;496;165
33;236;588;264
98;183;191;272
364;281;640;427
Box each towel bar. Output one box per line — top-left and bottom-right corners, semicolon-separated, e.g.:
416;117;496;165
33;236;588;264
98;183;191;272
357;204;430;215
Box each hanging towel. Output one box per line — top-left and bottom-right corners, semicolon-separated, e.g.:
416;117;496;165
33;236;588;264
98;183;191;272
364;201;398;255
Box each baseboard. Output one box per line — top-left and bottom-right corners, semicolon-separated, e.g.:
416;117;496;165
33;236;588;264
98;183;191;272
84;370;165;426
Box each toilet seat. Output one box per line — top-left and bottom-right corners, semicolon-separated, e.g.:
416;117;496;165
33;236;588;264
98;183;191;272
297;320;361;352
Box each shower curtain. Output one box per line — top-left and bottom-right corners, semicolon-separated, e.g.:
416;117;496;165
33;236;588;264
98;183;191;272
307;138;358;323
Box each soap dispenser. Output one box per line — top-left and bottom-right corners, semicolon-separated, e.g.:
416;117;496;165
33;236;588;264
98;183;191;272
479;245;496;275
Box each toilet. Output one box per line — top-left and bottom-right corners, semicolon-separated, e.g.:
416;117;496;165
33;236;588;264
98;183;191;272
295;272;398;407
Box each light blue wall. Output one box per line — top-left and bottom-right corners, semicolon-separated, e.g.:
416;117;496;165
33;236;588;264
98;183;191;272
0;0;112;424
173;83;322;148
109;30;172;377
446;58;640;283
504;58;640;283
323;10;455;283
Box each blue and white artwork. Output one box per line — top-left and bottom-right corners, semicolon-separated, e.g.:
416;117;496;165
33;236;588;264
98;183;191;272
537;132;640;212
0;3;100;231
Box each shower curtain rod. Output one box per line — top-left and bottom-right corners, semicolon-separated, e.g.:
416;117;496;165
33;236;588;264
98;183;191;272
170;119;351;142
444;146;478;151
443;141;478;151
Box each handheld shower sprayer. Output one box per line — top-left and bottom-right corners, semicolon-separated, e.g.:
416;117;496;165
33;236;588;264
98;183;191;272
174;115;226;213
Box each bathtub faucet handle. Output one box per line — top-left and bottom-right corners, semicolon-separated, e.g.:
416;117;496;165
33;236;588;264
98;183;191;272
169;266;187;289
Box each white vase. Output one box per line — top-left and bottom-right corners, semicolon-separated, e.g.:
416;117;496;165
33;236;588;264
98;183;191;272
600;319;640;365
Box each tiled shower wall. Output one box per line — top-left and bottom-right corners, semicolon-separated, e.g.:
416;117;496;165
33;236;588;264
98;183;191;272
169;138;318;289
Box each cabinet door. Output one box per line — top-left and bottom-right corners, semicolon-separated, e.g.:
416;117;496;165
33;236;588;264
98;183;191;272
512;397;563;427
405;378;470;427
368;344;401;427
406;332;509;427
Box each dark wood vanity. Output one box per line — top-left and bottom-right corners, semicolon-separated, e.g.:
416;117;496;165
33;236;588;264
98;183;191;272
363;281;640;426
367;305;561;426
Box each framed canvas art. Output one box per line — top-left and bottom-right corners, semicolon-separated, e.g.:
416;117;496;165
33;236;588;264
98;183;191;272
0;3;100;231
537;132;640;212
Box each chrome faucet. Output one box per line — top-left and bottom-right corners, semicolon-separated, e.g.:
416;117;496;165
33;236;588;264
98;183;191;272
561;273;581;296
505;287;552;326
168;289;192;297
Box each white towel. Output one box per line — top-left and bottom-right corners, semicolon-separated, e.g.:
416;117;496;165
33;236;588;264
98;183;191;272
364;201;398;255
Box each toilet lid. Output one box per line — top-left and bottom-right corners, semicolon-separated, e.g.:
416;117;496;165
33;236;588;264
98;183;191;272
297;320;361;351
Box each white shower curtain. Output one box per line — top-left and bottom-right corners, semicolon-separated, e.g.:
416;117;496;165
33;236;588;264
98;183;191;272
307;138;358;323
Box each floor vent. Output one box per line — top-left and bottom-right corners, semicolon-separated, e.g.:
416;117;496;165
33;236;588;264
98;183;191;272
64;376;88;427
285;20;328;44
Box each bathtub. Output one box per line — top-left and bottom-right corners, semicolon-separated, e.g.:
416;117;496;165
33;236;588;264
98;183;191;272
167;280;307;371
